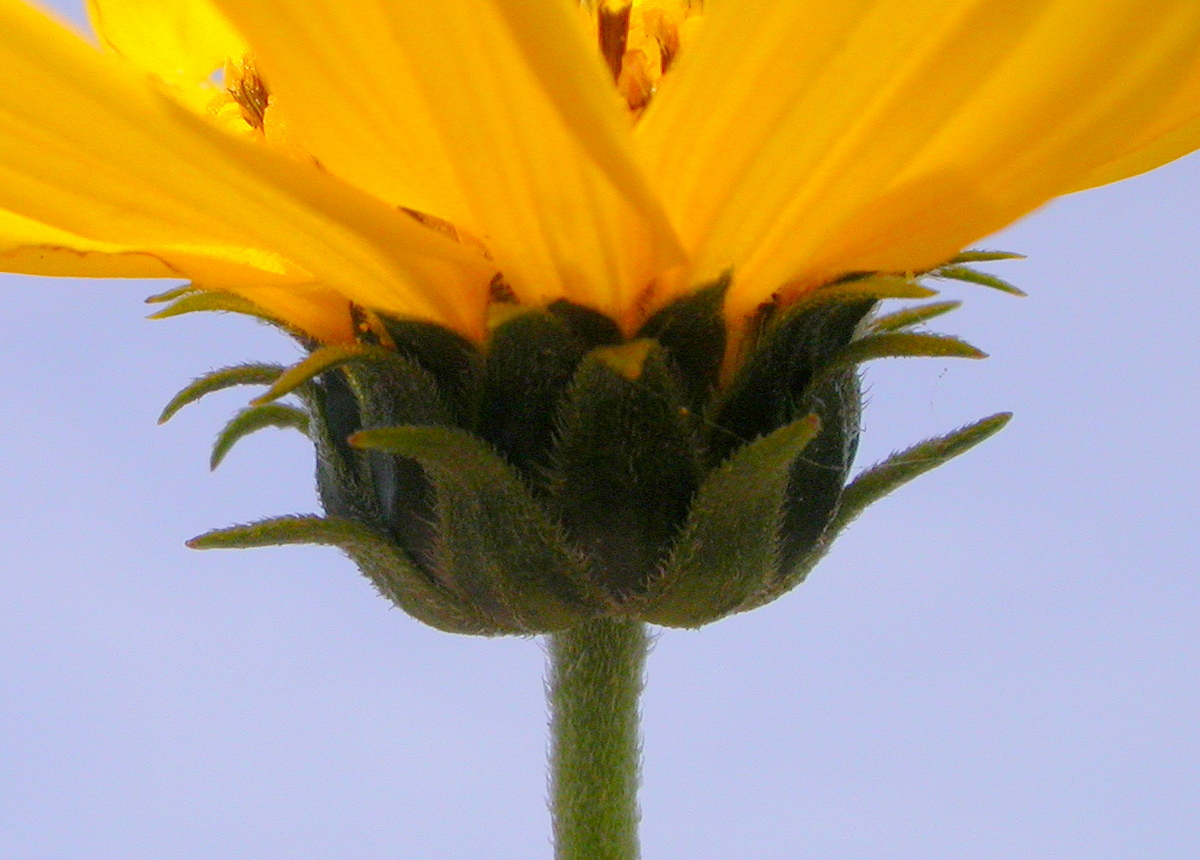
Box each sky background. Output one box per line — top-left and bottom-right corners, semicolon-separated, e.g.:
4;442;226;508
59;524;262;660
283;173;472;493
2;3;1199;859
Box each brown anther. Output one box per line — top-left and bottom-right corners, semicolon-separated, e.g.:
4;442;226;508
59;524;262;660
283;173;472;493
488;274;518;304
656;19;682;73
349;303;380;345
617;50;656;115
228;59;270;130
399;206;461;243
598;4;633;83
399;205;493;261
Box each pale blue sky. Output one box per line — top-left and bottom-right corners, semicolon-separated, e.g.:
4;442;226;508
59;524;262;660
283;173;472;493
2;3;1198;858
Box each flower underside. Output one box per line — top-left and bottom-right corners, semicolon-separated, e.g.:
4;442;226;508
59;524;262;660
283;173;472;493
2;0;1199;630
173;264;1010;634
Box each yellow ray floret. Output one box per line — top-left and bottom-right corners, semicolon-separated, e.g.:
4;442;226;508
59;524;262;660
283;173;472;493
635;0;1200;320
209;0;684;328
87;0;244;85
0;0;495;338
0;0;1198;344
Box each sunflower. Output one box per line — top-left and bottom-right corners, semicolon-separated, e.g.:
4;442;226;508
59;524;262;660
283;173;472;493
3;0;1200;626
5;2;1199;855
2;0;1198;632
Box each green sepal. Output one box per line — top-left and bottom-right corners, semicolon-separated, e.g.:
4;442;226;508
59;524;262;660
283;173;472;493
351;426;601;633
210;403;310;470
339;353;452;429
147;291;280;323
821;332;986;379
376;316;480;422
744;411;1013;611
187;515;495;635
948;249;1025;264
711;276;946;455
305;370;380;530
546;299;625;349
639;414;821;628
796;275;937;307
930;264;1027;297
636;274;729;411
253;344;404;405
159;362;285;424
776;371;861;574
870;301;962;333
548;342;702;596
711;297;873;465
290;351;455;581
478;309;587;478
832;412;1013;534
144;284;196;304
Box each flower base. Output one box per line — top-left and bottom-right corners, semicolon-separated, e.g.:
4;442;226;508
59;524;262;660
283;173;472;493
171;271;1008;634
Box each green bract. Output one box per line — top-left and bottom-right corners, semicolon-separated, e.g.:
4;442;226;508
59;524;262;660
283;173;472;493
171;269;1010;635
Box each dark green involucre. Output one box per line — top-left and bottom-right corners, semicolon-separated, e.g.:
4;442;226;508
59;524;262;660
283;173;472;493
171;269;1011;635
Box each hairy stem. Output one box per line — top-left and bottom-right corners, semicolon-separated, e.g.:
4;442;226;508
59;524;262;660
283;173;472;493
548;618;648;860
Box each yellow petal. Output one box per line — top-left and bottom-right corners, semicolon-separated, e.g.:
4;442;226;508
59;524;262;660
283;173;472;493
637;0;1200;320
1066;67;1200;191
0;205;312;285
87;0;244;85
0;206;355;342
491;0;683;251
212;0;681;326
0;207;181;278
204;0;470;229
189;281;358;344
0;0;493;338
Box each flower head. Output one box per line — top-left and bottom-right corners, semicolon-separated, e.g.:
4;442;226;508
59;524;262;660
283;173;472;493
4;0;1200;633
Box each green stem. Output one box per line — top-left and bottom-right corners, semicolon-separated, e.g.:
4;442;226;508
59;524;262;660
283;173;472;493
548;618;648;860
